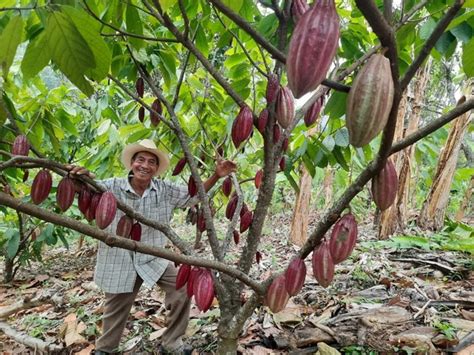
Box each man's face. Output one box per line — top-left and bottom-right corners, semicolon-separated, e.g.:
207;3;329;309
130;151;159;182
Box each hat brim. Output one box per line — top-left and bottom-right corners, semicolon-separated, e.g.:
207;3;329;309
121;143;170;176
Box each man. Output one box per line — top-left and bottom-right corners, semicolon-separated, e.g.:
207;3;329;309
70;139;236;354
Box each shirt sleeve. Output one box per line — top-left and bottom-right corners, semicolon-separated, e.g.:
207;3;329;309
163;181;197;209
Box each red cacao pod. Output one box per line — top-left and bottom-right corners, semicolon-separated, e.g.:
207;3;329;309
78;187;92;215
187;267;201;298
116;215;133;238
85;192;101;221
256;251;262;264
56;176;76;212
287;0;340;98
222;176;232;197
172;157;187;176
257;109;269;135
233;230;240;244
273;124;281;143
240;210;253;233
95;192;117;229
285;258;307;296
265;275;290;313
239;202;249;218
279;156;286;171
194;269;215;312
312;241;335;288
136;77;144;98
150;99;162;127
231;106;254;148
225;195;238;220
329;213;358;264
304;96;324;127
275;86;295;129
176;264;191;290
131;222;142;241
266;73;280;104
255;169;263;189
188;176;197;197
371;159;398;211
346;54;394;147
282;137;289;152
138;106;145;122
31;169;52;205
197;209;206;233
12;135;30;156
291;0;310;23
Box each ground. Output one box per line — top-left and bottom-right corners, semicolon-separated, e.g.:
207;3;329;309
0;212;473;354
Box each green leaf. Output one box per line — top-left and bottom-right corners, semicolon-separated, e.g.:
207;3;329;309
0;15;24;79
21;31;51;80
195;26;210;58
450;22;473;43
160;0;178;12
62;6;111;82
419;18;436;40
335;128;349;147
325;91;348;120
222;0;243;14
6;229;20;259
332;146;349;171
462;37;474;77
125;3;144;49
435;31;456;55
322;135;335;151
45;11;95;96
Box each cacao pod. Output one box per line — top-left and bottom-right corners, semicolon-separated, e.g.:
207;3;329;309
329;213;357;264
95;191;117;229
136;77;144;98
239;202;249;218
56;176;76;212
12;135;30;156
371;159;398;211
188;176;197;197
31;169;52;205
187;267;202;298
279;156;286;171
233;230;240;244
256;251;262;264
304;96;324;127
187;206;198;225
273;124;281;143
275;86;295;129
266;73;280;104
312;240;335;288
194;269;215;312
176;264;191;290
131;222;142;241
222;176;232;197
282;137;289;152
240;210;253;233
255;169;263;189
265;275;289;313
138;106;145;122
287;0;340;98
116;215;133;238
257;109;269;135
291;0;310;23
150;99;162;127
172;157;187;176
346;53;394;147
85;192;102;221
197;208;206;233
285;258;306;296
225;195;238;220
231;105;253;148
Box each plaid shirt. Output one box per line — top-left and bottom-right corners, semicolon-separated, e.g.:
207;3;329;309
94;177;191;293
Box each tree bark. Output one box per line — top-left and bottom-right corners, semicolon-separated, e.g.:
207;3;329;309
418;95;473;230
455;175;473;222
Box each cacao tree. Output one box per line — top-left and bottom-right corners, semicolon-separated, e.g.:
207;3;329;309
1;0;474;353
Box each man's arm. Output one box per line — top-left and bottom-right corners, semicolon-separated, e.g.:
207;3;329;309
203;160;237;192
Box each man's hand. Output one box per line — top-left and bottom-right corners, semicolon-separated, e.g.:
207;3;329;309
215;159;237;178
65;165;96;179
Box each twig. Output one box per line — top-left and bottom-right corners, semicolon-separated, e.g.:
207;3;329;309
0;321;63;353
413;299;431;319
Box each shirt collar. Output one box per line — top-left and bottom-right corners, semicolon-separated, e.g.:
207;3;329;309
124;175;158;194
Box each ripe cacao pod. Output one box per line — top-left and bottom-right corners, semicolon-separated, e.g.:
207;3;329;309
282;137;289;152
304;96;324;127
256;251;262;264
239;202;249;218
255;169;263;189
346;53;394;147
188;176;197;197
312;241;335;288
136;77;144;97
12;135;30;156
233;230;240;244
257;109;269;135
265;275;289;313
56;176;76;212
85;192;101;221
31;169;52;205
287;0;340;98
176;264;191;290
172;157;187;176
194;269;215;312
231;105;253;148
291;0;309;23
138;106;145;122
95;192;117;229
275;86;295;129
131;222;142;241
150;99;162;127
187;267;202;298
240;210;253;233
329;213;357;264
266;73;280;104
285;258;306;296
273;124;281;143
222;176;232;197
279;156;286;171
225;195;238;220
116;215;133;238
371;159;398;211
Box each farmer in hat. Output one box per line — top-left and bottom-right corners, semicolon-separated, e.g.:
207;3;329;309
69;139;236;354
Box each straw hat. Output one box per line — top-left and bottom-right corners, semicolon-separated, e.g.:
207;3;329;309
121;139;169;176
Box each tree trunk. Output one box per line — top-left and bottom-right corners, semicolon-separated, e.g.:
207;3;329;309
379;61;430;238
323;167;334;206
3;257;14;283
418;95;473;230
